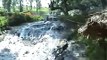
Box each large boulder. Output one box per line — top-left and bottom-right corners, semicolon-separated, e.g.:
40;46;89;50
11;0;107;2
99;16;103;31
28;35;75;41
78;11;107;39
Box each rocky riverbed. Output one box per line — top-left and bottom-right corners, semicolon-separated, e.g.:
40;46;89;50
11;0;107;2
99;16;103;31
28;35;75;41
0;20;86;60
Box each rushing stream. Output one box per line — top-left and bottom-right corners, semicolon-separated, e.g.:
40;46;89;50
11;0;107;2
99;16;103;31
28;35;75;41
0;20;85;60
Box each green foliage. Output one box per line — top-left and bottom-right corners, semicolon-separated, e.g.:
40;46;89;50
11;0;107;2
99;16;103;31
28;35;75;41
31;15;43;21
0;11;5;16
77;36;107;60
8;12;26;26
0;16;8;27
49;0;101;15
7;12;43;26
0;11;44;31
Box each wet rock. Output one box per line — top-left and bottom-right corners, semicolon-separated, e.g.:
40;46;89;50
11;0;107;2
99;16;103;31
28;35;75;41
2;48;10;52
62;44;68;51
5;26;12;30
24;51;29;54
55;55;64;60
17;33;20;37
53;43;69;60
78;11;107;39
0;35;5;42
56;26;64;31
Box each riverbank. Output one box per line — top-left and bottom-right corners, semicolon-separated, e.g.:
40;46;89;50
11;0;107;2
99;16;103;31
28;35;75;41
0;11;43;31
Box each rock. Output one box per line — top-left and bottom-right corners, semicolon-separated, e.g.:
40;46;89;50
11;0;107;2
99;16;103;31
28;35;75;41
62;43;68;51
53;42;68;60
5;26;12;30
0;35;5;42
24;51;29;54
57;26;64;31
78;11;107;39
2;48;10;52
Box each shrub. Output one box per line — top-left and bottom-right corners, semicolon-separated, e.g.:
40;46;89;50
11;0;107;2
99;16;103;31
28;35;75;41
7;13;26;26
0;16;8;31
0;11;44;26
21;11;43;22
0;11;5;16
77;36;106;60
21;11;32;22
7;12;34;26
31;15;43;21
0;16;8;27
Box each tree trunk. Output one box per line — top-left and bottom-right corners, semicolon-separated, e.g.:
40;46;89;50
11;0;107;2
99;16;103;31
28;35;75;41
30;0;33;10
19;0;23;12
2;0;12;12
36;0;41;15
61;0;69;15
7;0;12;12
12;0;16;12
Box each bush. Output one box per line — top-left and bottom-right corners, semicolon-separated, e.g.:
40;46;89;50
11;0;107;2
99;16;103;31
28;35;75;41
0;11;44;26
0;16;8;27
7;13;26;26
31;15;43;21
21;11;32;22
0;11;5;16
77;36;107;60
7;12;34;26
0;16;8;31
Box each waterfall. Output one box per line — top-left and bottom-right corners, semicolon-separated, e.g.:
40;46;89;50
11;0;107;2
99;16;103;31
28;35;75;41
0;20;86;60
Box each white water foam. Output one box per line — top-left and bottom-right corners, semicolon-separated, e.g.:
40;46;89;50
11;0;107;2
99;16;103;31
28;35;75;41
0;34;66;60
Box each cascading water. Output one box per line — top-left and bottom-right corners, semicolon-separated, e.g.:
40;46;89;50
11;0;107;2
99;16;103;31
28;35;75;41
0;20;86;60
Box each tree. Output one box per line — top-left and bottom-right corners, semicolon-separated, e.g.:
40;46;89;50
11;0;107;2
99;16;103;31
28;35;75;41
30;0;33;10
19;0;23;12
2;0;12;12
36;0;41;14
49;0;70;15
49;0;102;15
11;0;17;12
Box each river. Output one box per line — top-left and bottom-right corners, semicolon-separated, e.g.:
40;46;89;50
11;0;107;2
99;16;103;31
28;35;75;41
0;20;86;60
